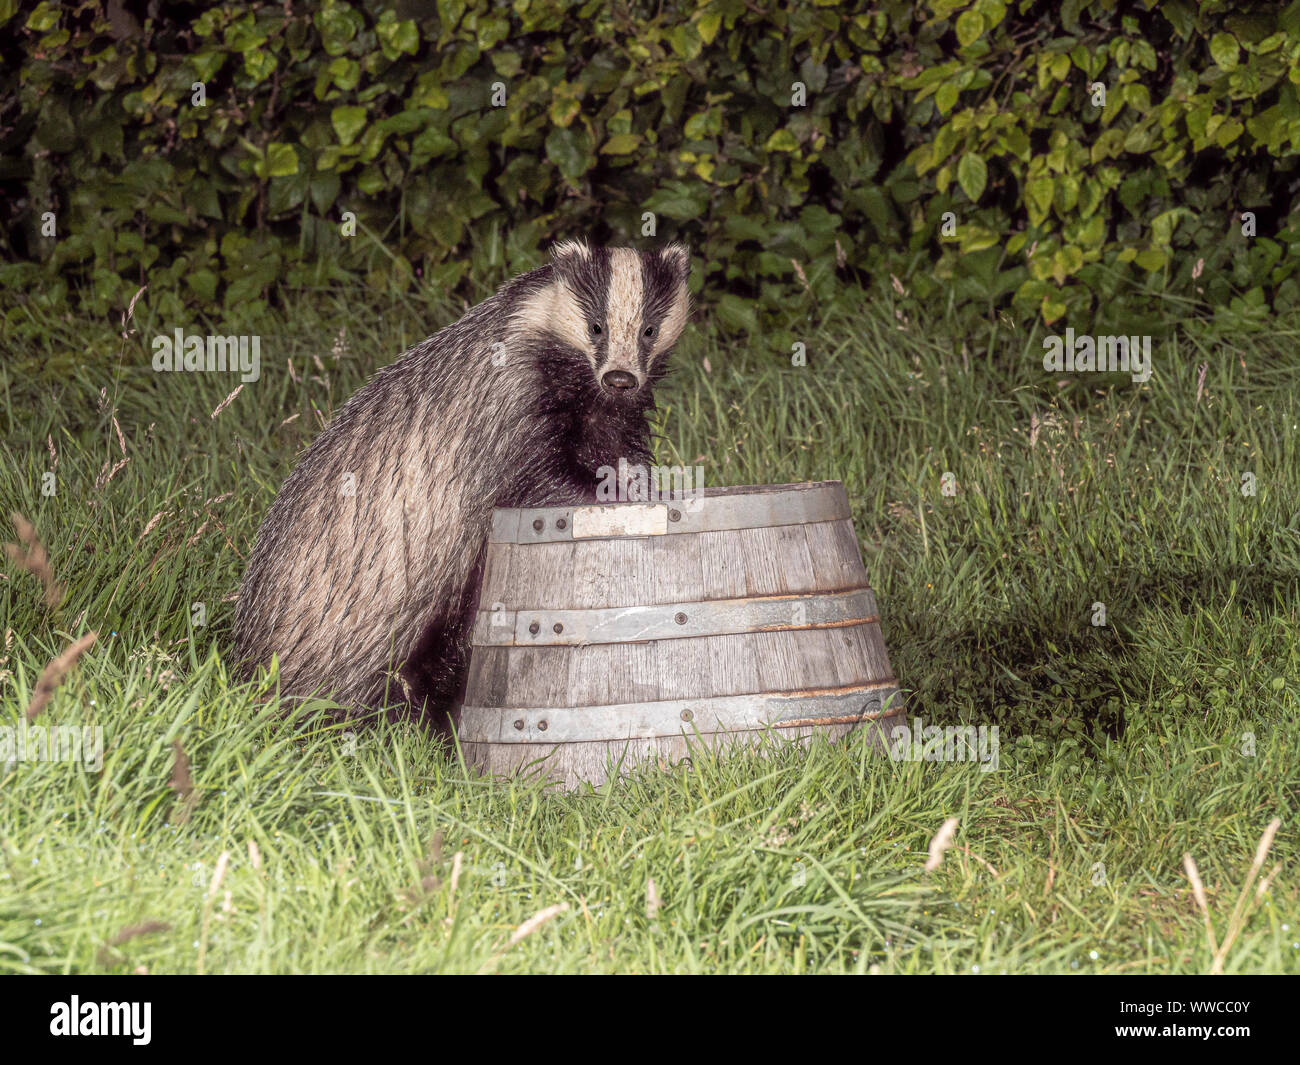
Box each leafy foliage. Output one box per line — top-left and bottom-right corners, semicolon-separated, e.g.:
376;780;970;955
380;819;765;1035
1;0;1298;340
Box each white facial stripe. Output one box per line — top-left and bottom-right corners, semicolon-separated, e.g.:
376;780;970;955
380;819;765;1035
604;248;644;377
511;282;595;361
552;239;592;262
552;281;594;358
660;243;689;272
652;283;690;359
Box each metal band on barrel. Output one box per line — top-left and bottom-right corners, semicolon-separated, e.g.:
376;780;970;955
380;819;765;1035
489;482;850;543
458;681;904;743
473;587;880;646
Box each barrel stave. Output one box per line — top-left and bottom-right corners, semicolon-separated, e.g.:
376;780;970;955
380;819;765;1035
461;482;900;788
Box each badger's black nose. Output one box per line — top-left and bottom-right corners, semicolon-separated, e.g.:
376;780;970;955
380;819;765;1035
602;370;638;392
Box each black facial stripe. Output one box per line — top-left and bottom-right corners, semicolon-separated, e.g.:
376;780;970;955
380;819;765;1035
641;253;679;318
638;252;681;370
589;247;611;363
556;246;611;361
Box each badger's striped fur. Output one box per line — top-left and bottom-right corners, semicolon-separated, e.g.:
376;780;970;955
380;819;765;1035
234;241;692;720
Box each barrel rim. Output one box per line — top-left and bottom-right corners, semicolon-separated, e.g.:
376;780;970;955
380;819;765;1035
694;480;843;498
494;479;844;515
489;480;851;543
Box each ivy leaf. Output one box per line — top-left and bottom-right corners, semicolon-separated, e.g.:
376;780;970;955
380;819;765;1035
601;133;642;155
975;0;1007;29
959;225;1001;253
314;1;360;55
186;268;219;302
955;10;984;48
957;153;988;202
1150;208;1190;247
930;0;967;17
697;12;722;44
376;13;419;60
1213;119;1243;147
1208;33;1239;71
645;181;709;221
327;57;361;91
411;127;456;166
263;143;298;178
310;171;340;214
1027;174;1055;219
545;126;590;180
1076;213;1105;247
243;48;276;84
666;23;702;59
684;112;713;139
1134;247;1167;272
1051;245;1083;284
1041;295;1068;324
549;94;581;128
411;73;450;109
764;129;799;152
331;106;367;147
25;0;59;30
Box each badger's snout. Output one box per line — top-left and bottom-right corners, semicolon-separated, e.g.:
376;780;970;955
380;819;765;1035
601;369;639;393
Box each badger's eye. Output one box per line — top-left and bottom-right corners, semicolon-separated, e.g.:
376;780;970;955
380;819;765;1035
589;321;603;336
643;324;657;339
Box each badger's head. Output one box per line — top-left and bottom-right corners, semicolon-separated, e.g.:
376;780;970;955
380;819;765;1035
515;240;692;404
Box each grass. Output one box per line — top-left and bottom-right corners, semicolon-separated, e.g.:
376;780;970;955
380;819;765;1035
0;281;1297;974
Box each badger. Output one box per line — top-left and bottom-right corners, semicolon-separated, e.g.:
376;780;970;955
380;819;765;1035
233;240;692;723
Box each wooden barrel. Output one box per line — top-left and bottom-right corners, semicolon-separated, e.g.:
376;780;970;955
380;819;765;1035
460;481;902;788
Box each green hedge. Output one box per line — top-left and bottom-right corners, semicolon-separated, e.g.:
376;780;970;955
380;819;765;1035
2;0;1299;343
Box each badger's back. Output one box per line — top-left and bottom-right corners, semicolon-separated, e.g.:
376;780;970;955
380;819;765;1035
235;276;557;708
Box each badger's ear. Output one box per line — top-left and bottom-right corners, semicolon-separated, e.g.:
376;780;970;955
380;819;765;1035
659;242;690;283
550;239;593;266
